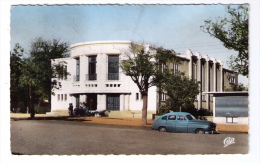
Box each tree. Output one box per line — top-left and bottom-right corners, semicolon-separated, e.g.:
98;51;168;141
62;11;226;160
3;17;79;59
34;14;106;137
120;43;155;125
11;38;69;118
201;5;248;76
159;71;199;112
29;37;69;105
120;43;177;125
10;43;25;112
19;58;39;118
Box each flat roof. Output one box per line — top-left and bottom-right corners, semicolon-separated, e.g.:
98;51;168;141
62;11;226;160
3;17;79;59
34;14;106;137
202;91;248;96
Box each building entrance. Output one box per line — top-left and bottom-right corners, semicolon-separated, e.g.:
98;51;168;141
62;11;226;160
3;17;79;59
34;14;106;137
86;94;97;110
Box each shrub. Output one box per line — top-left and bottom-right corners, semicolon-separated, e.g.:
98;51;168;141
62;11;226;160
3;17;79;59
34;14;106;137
34;106;51;114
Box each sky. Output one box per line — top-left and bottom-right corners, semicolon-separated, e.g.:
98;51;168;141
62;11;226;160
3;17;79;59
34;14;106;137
10;4;250;85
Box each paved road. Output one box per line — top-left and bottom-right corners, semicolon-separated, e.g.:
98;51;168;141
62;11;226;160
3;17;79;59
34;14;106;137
11;119;248;155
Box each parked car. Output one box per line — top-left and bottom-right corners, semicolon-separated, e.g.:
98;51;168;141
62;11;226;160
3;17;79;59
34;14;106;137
151;112;218;134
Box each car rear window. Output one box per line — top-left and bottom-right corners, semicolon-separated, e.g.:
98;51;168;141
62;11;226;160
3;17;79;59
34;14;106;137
186;114;196;120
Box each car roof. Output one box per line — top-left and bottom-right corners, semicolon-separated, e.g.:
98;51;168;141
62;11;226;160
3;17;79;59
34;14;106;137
162;112;190;116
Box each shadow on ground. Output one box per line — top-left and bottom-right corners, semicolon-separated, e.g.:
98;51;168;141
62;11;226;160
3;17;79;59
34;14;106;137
11;116;92;122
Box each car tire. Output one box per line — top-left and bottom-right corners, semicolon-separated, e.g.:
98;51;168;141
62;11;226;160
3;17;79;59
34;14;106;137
196;129;205;134
159;127;167;132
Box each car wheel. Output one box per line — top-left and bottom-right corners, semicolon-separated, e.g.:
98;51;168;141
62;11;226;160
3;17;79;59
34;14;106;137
196;129;205;134
159;127;167;132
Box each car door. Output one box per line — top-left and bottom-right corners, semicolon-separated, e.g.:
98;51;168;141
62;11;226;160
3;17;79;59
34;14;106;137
175;115;189;133
165;115;177;132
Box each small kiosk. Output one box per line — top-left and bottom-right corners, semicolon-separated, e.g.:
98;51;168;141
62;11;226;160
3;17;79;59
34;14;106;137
203;92;248;125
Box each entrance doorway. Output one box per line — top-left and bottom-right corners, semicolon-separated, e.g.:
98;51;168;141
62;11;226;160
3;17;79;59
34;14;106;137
107;94;120;110
86;94;97;110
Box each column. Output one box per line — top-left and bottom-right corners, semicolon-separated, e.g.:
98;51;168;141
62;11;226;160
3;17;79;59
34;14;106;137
196;52;202;109
97;94;106;111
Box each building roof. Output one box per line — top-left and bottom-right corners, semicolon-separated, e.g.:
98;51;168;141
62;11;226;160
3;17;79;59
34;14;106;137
202;91;248;96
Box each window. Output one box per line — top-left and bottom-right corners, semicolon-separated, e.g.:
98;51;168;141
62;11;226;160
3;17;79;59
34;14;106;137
88;56;97;80
161;92;166;101
63;65;67;80
58;94;60;101
209;64;213;91
61;94;63;101
178;115;186;121
201;63;206;91
136;93;139;100
75;58;80;81
229;76;236;84
186;114;195;120
108;55;119;80
65;94;67;101
107;94;120;110
192;63;197;81
168;115;176;120
162;116;167;120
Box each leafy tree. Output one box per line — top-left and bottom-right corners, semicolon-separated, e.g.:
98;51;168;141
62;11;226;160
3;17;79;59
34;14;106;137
11;38;69;117
29;37;69;105
10;43;25;112
19;58;39;117
159;71;199;112
120;43;177;124
120;43;155;125
201;5;248;76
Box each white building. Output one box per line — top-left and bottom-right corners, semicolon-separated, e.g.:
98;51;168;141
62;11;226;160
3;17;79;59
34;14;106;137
51;40;238;119
51;41;157;118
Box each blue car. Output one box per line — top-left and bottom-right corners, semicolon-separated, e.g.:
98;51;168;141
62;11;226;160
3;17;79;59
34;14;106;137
151;112;218;134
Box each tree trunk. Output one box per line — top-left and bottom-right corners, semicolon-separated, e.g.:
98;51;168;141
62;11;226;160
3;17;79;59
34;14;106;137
142;93;148;125
29;84;35;118
179;105;182;112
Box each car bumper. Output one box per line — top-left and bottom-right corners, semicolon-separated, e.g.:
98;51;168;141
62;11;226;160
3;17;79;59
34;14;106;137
205;130;219;134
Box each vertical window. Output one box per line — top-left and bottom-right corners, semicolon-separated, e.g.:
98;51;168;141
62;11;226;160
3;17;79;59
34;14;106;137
63;65;67;80
209;64;213;91
88;56;97;80
136;93;139;100
192;63;197;81
76;58;80;81
201;63;206;91
65;94;67;101
108;55;119;80
61;94;63;101
216;65;220;91
58;94;60;101
172;63;179;74
229;76;235;84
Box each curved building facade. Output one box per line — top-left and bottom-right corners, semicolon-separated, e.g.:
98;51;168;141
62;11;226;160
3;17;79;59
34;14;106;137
51;40;238;119
51;41;157;118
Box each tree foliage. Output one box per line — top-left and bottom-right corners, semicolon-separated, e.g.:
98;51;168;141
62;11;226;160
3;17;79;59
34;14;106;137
120;43;156;125
10;37;69;117
29;37;69;103
159;71;199;111
10;43;26;112
201;5;248;76
120;43;181;124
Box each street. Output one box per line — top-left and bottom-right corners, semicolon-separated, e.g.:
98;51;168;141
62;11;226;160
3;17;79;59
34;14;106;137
11;119;248;155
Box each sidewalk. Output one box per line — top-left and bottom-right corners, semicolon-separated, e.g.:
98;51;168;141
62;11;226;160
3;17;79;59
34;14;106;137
10;113;248;133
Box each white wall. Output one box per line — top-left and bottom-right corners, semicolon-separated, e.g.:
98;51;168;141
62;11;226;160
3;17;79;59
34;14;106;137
51;41;157;113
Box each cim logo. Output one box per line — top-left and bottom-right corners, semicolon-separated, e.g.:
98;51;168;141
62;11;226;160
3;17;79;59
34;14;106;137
223;137;235;147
